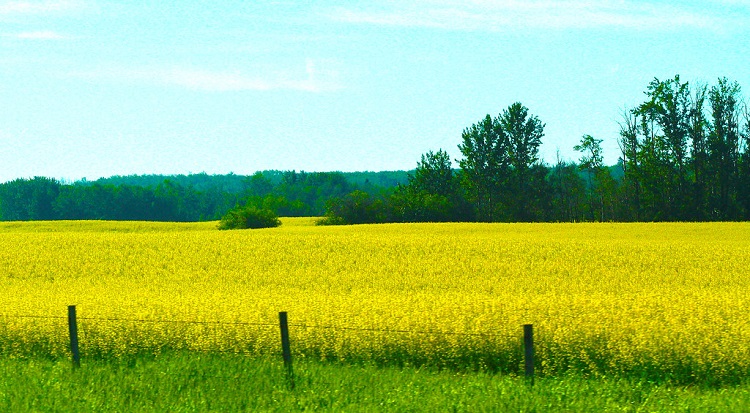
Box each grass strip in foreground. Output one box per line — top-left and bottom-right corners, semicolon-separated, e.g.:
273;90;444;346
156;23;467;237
2;352;750;412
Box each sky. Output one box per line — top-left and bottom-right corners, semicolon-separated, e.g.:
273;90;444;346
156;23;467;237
1;0;749;183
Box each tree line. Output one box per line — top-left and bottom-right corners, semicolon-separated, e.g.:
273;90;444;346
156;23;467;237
0;171;403;221
320;76;750;224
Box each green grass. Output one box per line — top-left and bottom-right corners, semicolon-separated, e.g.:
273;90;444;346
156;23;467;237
2;352;750;412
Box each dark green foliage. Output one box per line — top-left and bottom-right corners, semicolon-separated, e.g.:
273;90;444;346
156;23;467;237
502;103;545;191
0;171;398;222
458;114;509;221
575;134;613;220
392;150;473;222
0;177;60;221
390;190;454;223
629;75;693;220
410;150;455;198
548;154;586;221
707;78;743;219
87;172;248;193
501;103;548;222
619;76;749;221
739;104;750;215
217;205;281;230
455;103;548;222
243;172;274;198
343;170;411;187
317;190;388;225
321;150;474;225
273;171;355;215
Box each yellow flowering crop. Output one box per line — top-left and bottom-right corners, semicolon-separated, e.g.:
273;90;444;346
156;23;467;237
1;219;748;383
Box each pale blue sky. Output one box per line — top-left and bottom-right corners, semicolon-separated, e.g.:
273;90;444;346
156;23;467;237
1;0;748;183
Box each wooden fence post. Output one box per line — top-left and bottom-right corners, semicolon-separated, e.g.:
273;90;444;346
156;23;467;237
68;305;80;368
278;311;295;389
523;324;534;384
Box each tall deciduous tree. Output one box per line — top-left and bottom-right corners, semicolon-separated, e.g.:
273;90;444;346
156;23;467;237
499;102;546;221
643;76;691;219
458;114;509;221
574;134;604;220
707;77;742;219
740;102;750;217
458;103;546;222
688;84;709;219
618;108;642;221
574;135;604;186
411;150;455;197
549;150;587;222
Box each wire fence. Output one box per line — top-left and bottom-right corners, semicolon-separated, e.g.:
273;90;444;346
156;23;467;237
0;313;522;340
2;304;744;387
0;306;533;385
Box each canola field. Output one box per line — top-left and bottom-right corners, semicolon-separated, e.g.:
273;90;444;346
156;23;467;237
1;218;749;384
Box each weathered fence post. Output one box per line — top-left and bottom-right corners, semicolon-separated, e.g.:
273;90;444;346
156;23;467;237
278;311;295;389
68;305;80;368
523;324;534;384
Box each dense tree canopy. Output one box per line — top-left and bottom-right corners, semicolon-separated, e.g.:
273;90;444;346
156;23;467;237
0;171;403;221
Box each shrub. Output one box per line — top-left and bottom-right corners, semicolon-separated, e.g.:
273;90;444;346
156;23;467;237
316;190;389;225
315;215;346;226
217;206;281;230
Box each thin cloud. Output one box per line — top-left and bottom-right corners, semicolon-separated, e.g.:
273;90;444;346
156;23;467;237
73;62;343;93
328;0;736;31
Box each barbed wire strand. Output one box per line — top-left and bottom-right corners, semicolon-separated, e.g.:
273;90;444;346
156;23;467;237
79;343;262;357
76;316;278;327
288;323;519;339
0;314;66;320
1;315;526;340
0;313;279;327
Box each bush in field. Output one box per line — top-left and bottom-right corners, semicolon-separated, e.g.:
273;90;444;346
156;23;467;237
217;205;281;230
317;190;388;225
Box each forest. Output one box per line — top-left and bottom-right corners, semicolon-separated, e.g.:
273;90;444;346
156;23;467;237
0;171;406;222
1;75;748;224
